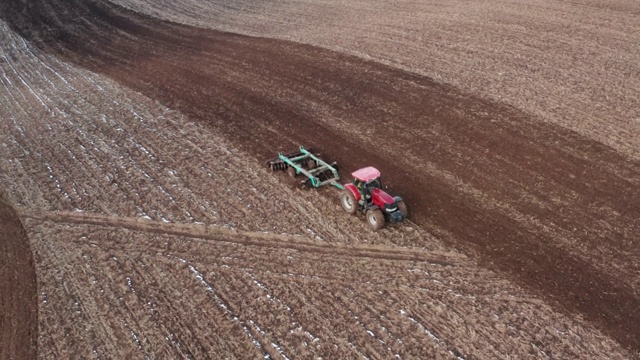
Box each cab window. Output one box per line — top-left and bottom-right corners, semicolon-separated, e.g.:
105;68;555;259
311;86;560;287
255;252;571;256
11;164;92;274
369;178;382;189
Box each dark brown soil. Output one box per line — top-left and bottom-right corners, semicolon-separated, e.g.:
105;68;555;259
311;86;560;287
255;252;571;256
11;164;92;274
0;193;37;360
2;0;639;354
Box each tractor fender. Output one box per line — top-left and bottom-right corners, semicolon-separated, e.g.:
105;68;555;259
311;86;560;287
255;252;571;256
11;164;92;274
343;183;361;202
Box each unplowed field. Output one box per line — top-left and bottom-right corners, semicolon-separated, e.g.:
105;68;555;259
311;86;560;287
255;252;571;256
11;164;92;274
0;0;638;358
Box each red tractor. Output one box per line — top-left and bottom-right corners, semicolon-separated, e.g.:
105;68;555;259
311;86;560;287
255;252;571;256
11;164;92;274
339;167;407;230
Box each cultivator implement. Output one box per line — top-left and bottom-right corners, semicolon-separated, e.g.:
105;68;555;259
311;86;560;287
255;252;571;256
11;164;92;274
267;146;343;189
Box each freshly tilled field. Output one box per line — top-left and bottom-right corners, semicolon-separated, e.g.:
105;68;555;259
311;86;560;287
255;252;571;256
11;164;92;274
112;0;640;160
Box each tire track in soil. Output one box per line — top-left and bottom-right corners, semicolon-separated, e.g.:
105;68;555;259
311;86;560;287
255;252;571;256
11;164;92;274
23;210;462;266
0;193;37;360
3;0;640;352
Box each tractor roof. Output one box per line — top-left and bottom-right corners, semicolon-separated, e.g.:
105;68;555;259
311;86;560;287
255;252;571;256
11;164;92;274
352;166;381;182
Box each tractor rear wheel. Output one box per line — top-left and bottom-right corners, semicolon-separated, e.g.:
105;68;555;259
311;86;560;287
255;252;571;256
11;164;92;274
340;190;357;214
287;166;296;178
397;201;408;218
367;209;385;231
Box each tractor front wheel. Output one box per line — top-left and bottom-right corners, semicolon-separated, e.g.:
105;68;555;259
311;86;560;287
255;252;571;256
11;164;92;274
366;209;385;231
340;190;357;214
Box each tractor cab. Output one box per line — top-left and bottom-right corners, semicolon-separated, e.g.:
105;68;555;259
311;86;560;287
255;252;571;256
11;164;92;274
352;167;382;205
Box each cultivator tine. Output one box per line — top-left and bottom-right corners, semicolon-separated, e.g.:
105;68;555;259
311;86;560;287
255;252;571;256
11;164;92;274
266;158;289;171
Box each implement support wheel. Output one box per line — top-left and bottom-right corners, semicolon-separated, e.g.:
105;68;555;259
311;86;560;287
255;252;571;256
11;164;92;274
287;166;296;178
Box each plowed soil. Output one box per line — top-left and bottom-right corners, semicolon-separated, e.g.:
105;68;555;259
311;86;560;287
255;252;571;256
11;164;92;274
0;193;37;360
112;0;640;161
0;0;639;358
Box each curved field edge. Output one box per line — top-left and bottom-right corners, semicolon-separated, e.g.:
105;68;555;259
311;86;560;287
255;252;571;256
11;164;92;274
0;193;38;360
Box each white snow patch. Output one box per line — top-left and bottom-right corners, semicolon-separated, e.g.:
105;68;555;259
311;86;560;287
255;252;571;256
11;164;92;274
187;264;270;358
271;342;290;360
408;316;439;342
125;277;135;293
305;227;324;241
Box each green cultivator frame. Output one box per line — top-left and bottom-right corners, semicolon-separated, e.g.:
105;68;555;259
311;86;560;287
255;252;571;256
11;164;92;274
267;146;343;189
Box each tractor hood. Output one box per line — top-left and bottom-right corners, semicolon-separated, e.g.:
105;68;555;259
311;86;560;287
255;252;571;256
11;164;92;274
371;188;395;205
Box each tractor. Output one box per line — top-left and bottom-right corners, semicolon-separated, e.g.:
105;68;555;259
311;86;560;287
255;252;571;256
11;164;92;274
340;166;407;230
267;147;407;231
